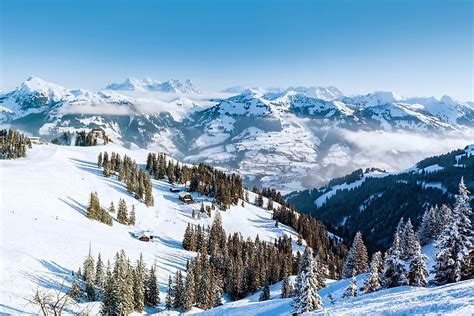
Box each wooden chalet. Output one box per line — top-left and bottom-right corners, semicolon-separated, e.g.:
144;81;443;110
134;230;154;242
178;192;194;204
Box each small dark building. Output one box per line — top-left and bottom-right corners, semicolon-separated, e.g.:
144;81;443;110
178;192;194;204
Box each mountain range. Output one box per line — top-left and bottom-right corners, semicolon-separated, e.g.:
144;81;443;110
1;76;473;191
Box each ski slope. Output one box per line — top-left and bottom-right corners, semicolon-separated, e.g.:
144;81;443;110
0;143;302;315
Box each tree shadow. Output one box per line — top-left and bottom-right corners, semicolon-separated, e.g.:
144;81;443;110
0;303;37;315
21;258;74;293
58;196;87;217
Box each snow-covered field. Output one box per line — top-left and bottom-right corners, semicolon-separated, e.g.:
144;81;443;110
0;143;301;314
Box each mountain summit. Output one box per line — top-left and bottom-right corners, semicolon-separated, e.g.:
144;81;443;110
106;78;201;93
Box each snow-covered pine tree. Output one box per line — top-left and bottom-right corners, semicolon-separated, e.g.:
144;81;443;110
292;248;323;314
281;275;293;298
197;264;213;309
144;264;160;307
342;231;368;278
259;283;270;301
342;275;357;298
173;270;185;310
83;248;96;301
314;254;326;290
416;206;436;245
407;237;428;287
183;264;196;311
133;253;146;312
97;152;103;168
401;219;417;260
434;178;473;284
165;275;173;310
363;251;382;293
95;253;106;290
382;229;408;288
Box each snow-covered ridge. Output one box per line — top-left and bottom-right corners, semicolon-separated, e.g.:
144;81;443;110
106;77;201;93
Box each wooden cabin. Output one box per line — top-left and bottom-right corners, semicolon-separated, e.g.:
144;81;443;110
134;230;154;242
178;192;194;204
28;136;42;144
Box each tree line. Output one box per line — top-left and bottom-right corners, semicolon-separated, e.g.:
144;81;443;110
86;192;136;226
273;205;347;279
0;129;31;159
71;249;159;315
98;152;154;207
145;152;243;210
175;212;295;311
52;130;109;146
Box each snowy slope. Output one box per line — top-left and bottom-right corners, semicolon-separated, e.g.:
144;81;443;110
0;143;301;315
191;243;474;316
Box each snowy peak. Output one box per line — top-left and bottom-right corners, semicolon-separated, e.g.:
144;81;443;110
344;91;403;107
222;85;343;101
106;78;201;93
16;76;69;102
285;85;343;101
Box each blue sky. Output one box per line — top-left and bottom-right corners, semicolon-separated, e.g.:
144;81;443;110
1;0;472;100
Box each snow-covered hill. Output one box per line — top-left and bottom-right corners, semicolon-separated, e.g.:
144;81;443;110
0;143;302;315
2;77;473;192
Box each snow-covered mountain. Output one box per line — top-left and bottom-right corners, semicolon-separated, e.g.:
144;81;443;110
222;85;343;101
2;77;473;192
106;77;201;93
287;144;474;250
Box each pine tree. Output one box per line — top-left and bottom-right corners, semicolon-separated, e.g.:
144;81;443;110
342;275;357;298
382;230;408;288
69;281;82;300
109;201;116;213
83;248;96;301
173;270;185;310
267;198;274;210
117;198;129;225
259;283;270;301
363;251;382;293
281;275;293;298
95;253;106;290
129;205;136;226
408;239;428;287
183;264;196;311
145;264;160;307
342;231;368;278
98;152;103;168
401;219;417;260
165;275;173;310
292;248;323;314
133;254;146;312
434;178;473;284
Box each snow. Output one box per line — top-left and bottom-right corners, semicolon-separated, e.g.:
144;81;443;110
193;273;474;316
0;143;301;314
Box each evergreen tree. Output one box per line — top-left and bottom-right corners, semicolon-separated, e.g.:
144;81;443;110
117;198;129;225
129;205;136;226
133;254;146;312
145;264;160;307
165;276;173;310
342;231;368;278
382;230;408;288
83;248;96;301
292;248;323;314
342;275;357;298
97;152;103;168
173;270;185;310
401;219;417;260
183;264;196;311
434;178;473;284
95;253;106;290
267;198;274;210
407;239;428;287
280;275;293;298
363;251;382;293
108;201;116;213
259;283;270;301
